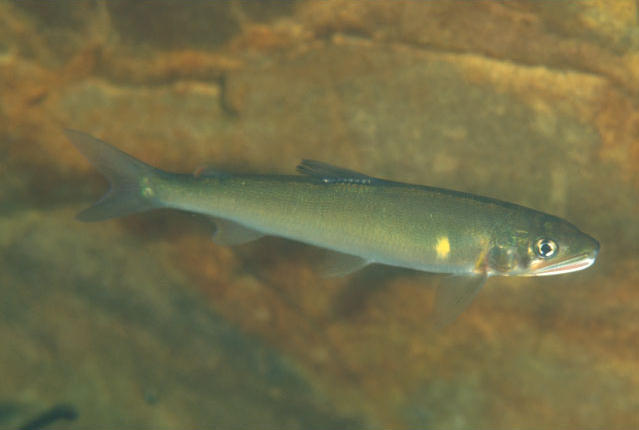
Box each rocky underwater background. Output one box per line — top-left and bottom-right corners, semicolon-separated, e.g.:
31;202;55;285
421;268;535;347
1;1;638;429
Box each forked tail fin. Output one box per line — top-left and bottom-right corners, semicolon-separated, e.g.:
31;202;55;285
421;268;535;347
65;129;163;222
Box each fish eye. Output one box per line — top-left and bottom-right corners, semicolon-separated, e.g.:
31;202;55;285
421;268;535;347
534;238;558;258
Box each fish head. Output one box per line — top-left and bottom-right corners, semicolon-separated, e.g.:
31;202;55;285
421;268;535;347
487;214;599;277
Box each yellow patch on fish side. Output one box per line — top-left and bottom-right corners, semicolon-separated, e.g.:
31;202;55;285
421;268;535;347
436;236;450;259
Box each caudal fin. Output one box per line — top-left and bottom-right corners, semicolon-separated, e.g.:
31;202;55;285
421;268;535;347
65;129;163;222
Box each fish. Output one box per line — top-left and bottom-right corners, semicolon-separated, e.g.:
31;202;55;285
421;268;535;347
65;130;600;326
18;404;77;430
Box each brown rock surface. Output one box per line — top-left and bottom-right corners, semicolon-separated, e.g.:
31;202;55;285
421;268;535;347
1;1;637;429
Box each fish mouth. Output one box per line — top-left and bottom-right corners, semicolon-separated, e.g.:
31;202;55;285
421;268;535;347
530;250;598;276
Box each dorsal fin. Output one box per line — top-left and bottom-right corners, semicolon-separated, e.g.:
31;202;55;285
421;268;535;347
296;160;376;184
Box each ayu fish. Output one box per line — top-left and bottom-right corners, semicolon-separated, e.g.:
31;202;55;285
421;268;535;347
66;130;600;326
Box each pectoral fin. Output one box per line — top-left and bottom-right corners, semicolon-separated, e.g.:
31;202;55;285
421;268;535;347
432;274;486;328
212;218;265;245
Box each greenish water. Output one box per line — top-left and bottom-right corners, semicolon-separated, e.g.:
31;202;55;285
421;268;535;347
1;2;638;429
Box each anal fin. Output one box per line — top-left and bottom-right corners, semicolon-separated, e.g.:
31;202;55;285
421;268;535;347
432;274;487;328
212;218;265;246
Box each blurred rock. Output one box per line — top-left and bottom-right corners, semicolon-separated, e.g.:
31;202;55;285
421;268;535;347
1;1;638;429
0;210;361;430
